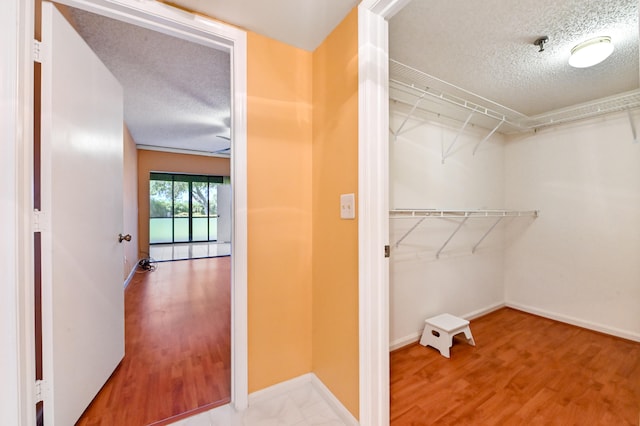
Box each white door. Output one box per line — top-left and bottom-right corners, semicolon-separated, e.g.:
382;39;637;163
40;2;125;425
217;184;232;243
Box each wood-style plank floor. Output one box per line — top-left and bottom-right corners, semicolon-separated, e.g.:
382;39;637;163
391;308;640;425
76;257;231;426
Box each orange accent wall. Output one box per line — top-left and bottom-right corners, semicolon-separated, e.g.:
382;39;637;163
136;150;230;255
123;125;139;278
131;9;359;414
311;8;359;418
246;31;314;392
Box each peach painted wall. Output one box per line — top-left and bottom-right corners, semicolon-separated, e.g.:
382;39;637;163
311;8;359;418
246;32;314;392
136;150;230;255
123;125;139;279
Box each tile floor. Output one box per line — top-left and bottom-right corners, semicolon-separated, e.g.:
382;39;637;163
169;381;349;426
148;242;231;262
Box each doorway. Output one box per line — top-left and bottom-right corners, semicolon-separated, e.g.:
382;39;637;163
38;0;248;422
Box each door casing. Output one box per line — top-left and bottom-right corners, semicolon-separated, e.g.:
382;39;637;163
2;0;248;423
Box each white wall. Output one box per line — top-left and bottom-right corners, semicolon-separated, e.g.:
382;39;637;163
504;110;640;341
389;106;507;348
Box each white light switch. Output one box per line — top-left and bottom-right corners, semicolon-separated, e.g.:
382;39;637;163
340;193;356;219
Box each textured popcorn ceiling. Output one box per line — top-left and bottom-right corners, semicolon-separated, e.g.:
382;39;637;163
62;0;359;155
60;0;635;153
390;0;639;117
65;6;232;155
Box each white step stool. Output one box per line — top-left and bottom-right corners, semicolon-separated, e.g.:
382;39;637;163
419;313;475;358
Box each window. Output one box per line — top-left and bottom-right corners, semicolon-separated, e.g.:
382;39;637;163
149;173;226;244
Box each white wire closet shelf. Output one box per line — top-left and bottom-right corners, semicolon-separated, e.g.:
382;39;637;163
389;59;640;135
390;209;539;259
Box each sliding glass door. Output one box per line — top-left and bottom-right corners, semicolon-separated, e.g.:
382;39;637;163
149;173;225;244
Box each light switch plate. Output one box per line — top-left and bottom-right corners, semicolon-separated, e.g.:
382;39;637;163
340;193;356;219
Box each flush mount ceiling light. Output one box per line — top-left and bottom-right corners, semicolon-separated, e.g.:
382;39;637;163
569;36;614;68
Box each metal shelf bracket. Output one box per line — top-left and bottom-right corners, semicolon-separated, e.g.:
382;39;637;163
473;117;505;155
390;209;539;258
391;92;427;140
471;216;503;254
394;216;426;248
436;216;468;258
628;109;637;144
443;110;475;163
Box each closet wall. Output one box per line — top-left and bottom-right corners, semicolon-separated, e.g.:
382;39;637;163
390;105;640;348
504;110;640;341
389;105;510;348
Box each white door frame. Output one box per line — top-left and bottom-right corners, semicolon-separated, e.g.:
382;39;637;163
1;0;248;422
358;1;409;424
0;1;31;425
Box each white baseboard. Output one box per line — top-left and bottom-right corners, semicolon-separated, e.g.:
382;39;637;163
462;302;506;321
389;302;506;351
248;374;314;404
389;332;421;351
123;260;139;289
506;301;640;343
309;374;359;426
248;373;359;426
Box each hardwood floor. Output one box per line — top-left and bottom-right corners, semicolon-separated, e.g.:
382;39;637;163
391;308;640;425
76;257;231;426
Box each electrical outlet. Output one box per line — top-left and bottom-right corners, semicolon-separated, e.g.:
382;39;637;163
340;193;356;219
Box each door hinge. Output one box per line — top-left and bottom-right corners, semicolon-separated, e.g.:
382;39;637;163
33;40;42;63
35;379;46;403
33;209;45;232
384;245;390;258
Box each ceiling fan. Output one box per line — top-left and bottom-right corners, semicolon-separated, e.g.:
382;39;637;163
213;135;231;155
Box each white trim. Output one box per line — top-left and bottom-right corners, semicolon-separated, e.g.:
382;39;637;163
0;1;23;424
123;261;139;289
358;2;412;424
463;302;506;321
229;24;249;411
52;0;236;51
360;0;413;19
389;332;421;351
248;374;358;426
310;375;359;426
357;4;390;426
506;302;640;343
2;0;36;424
11;0;248;420
247;374;315;404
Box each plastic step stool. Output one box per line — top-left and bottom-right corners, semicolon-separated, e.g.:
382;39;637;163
419;313;475;358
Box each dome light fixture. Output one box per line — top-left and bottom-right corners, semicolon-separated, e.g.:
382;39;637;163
569;36;614;68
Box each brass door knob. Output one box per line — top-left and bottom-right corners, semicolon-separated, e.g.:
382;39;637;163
118;233;132;243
